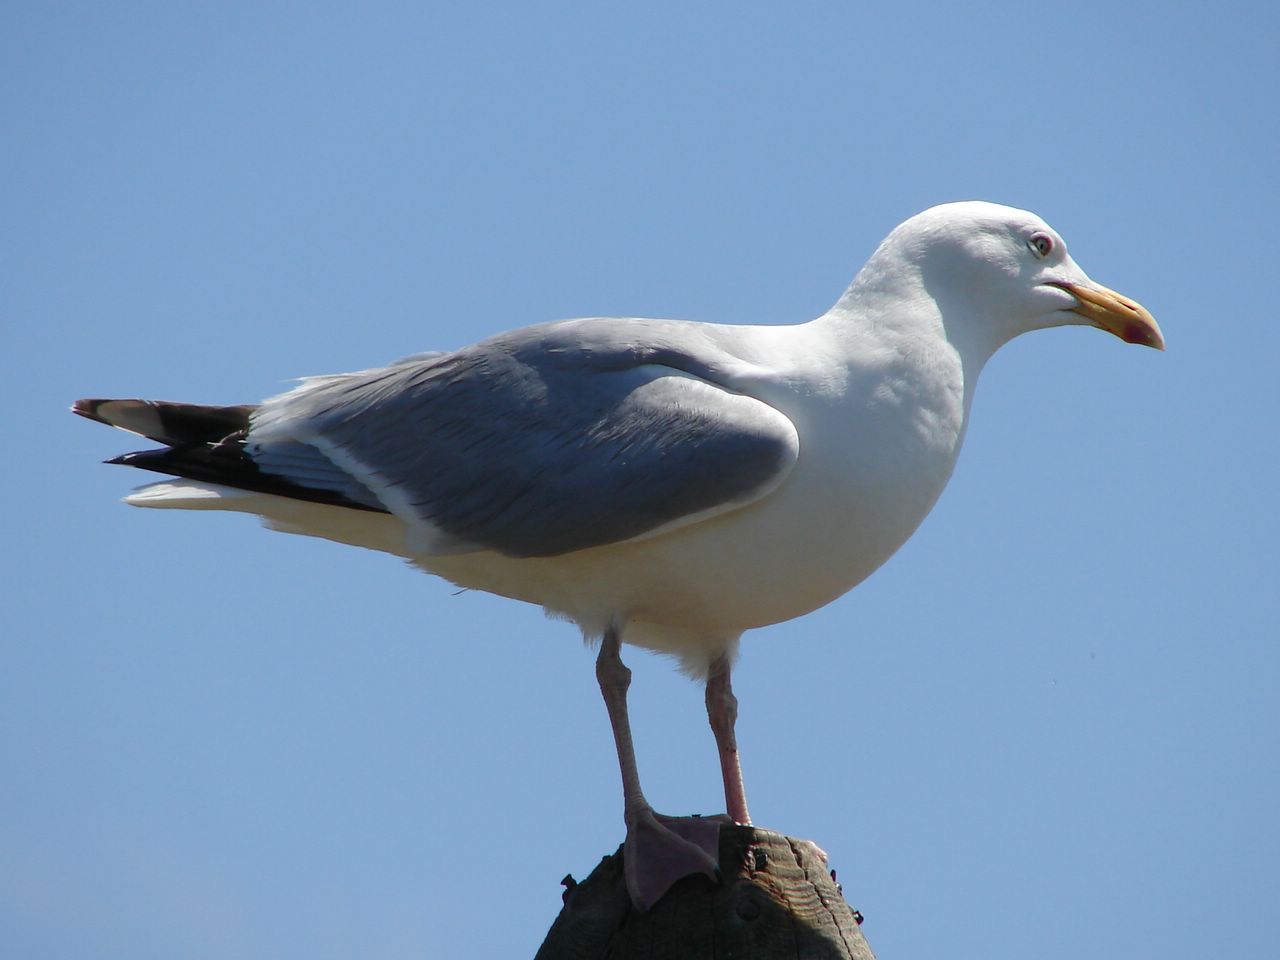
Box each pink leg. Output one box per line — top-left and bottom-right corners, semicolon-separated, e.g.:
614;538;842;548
706;653;751;825
596;624;722;911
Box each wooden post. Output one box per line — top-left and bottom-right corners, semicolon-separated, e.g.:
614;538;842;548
536;825;875;959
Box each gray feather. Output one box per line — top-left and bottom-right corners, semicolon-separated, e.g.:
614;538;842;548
252;318;799;557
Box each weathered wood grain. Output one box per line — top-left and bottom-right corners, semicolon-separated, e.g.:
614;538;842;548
536;825;874;959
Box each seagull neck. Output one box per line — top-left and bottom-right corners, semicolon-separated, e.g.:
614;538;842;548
815;284;992;428
827;248;1007;375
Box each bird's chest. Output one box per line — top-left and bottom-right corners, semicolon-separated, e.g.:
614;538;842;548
616;357;970;632
801;344;966;513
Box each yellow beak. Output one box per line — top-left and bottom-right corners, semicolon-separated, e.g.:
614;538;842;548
1048;280;1165;351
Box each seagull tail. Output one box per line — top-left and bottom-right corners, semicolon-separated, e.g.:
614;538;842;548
71;397;386;515
73;397;276;495
73;397;411;558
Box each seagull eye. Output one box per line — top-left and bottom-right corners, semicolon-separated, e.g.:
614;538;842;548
1029;233;1054;258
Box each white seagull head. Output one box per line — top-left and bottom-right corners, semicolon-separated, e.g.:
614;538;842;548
842;201;1164;360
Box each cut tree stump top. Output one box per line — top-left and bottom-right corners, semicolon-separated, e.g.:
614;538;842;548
536;825;875;960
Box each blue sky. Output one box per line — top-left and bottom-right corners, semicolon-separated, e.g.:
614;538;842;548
4;2;1276;957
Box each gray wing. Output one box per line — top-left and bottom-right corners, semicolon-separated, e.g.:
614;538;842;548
250;318;799;558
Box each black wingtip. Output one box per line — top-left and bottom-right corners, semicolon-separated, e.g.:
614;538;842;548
99;442;389;516
78;400;388;516
72;398;108;423
71;397;257;446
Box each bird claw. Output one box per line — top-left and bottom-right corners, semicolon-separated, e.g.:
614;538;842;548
623;810;729;912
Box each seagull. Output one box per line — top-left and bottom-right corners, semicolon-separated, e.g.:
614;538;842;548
73;201;1163;911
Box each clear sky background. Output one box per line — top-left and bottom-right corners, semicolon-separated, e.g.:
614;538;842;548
4;3;1276;958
